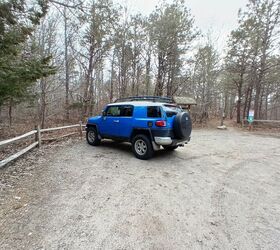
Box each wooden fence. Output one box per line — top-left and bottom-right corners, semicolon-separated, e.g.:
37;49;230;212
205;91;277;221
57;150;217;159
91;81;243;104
242;119;280;129
0;122;85;168
242;119;280;125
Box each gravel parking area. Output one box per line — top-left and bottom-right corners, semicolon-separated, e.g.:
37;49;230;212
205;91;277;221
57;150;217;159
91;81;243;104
0;129;279;249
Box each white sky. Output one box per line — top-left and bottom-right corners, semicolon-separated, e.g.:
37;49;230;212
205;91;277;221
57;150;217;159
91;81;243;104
114;0;248;51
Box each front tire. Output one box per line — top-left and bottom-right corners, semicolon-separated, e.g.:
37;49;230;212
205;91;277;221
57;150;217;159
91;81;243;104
86;127;101;146
132;134;154;160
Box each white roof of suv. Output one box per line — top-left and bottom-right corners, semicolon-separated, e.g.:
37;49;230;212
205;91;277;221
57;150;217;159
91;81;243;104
107;101;173;107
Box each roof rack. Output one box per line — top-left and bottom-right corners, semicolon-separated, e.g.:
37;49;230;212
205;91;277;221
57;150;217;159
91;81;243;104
114;96;174;104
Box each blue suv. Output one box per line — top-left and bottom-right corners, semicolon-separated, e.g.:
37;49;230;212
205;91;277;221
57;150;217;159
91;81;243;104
86;96;192;160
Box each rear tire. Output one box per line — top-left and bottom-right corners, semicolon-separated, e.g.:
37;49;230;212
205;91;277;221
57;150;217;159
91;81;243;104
163;145;178;151
86;127;101;146
132;134;154;160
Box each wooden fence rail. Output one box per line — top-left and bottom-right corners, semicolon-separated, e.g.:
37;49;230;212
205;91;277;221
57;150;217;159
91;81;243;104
242;119;280;125
0;130;37;148
241;119;280;129
0;142;39;168
41;124;81;132
250;120;280;123
0;123;85;169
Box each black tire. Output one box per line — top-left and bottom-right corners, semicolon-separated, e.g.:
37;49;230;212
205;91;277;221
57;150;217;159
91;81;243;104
132;134;154;160
163;145;178;151
173;112;192;139
86;127;101;146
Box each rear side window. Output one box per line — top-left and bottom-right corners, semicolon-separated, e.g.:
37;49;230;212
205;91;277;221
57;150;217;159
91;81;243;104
147;106;162;118
120;106;133;117
163;104;181;117
166;111;177;117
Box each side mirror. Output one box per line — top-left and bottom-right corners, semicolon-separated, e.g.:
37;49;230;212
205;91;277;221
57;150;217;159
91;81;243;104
102;111;106;116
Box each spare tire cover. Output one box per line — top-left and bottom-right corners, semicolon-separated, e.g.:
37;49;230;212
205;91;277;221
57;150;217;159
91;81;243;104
173;112;192;139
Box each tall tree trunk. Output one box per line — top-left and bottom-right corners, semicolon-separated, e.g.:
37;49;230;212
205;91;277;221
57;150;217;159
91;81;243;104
145;48;151;95
254;17;271;119
64;7;70;121
166;63;175;97
229;92;235;120
236;80;243;124
136;66;141;96
83;44;94;118
154;52;165;96
224;92;229;118
254;81;261;120
236;99;241;124
259;86;266;119
247;87;253;118
110;50;115;102
131;43;137;96
89;75;94;116
265;94;268;120
243;85;251;121
40;79;46;129
8;99;13;127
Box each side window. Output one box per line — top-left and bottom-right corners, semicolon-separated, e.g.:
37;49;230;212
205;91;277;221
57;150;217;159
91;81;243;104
120;106;133;117
147;106;162;118
106;106;120;116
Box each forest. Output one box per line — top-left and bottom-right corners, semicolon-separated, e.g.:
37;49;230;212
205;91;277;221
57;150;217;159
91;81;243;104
0;0;280;131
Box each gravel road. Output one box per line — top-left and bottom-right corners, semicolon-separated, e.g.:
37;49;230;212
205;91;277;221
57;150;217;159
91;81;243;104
0;129;280;250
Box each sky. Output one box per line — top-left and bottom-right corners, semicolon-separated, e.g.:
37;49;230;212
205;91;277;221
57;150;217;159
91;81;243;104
115;0;248;51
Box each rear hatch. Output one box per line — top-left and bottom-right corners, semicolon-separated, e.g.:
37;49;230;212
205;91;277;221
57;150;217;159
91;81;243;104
163;104;182;127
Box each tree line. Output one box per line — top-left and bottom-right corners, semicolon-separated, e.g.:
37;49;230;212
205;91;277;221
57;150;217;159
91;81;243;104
0;0;279;129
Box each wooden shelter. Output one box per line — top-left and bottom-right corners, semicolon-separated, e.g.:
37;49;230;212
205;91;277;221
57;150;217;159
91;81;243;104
173;96;197;111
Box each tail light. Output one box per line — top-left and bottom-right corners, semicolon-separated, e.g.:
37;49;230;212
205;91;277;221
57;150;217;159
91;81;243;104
155;120;166;127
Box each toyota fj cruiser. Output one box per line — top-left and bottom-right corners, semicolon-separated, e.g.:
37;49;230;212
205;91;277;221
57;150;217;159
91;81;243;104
86;96;192;160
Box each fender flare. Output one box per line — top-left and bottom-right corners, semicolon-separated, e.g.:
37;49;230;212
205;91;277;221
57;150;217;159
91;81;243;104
86;123;99;133
130;128;153;142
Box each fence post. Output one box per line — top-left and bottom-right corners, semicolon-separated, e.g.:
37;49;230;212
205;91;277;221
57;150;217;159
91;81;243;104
36;125;41;148
79;121;83;139
249;122;253;131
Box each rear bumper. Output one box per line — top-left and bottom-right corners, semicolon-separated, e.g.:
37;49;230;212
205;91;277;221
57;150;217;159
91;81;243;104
154;137;172;145
154;136;190;146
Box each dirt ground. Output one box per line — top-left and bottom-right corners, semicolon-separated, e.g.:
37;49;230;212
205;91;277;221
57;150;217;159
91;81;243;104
0;129;279;250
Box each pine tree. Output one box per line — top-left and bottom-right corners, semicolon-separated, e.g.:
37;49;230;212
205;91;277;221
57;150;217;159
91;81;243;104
0;0;56;107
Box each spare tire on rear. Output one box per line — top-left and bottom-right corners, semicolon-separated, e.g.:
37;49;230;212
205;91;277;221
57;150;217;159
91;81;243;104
173;112;192;139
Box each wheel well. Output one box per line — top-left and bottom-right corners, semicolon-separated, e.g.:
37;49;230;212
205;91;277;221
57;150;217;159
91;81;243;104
130;129;153;142
86;124;98;131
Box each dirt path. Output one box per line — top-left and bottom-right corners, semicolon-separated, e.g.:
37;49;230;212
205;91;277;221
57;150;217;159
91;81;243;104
0;130;279;249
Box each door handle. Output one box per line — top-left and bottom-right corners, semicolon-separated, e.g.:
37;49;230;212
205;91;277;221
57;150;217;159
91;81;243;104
113;120;119;123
